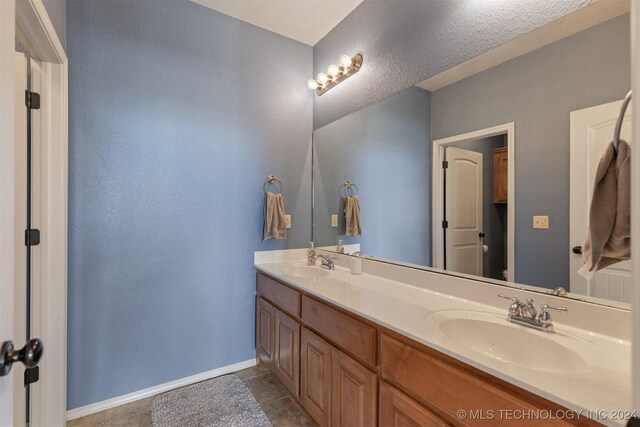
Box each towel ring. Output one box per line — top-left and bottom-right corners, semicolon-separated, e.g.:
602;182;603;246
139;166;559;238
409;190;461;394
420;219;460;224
264;175;283;194
341;181;359;197
613;90;632;153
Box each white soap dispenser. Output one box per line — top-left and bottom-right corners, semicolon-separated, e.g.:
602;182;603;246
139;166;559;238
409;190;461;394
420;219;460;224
307;242;316;266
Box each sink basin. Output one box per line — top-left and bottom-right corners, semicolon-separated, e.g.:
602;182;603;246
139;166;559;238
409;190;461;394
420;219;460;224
273;265;330;280
425;310;618;375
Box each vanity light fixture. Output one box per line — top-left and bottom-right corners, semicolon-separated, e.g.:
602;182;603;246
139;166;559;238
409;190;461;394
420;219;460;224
307;53;363;96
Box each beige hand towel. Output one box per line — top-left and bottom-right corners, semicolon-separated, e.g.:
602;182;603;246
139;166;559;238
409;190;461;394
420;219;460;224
581;139;630;273
263;191;286;241
344;196;362;236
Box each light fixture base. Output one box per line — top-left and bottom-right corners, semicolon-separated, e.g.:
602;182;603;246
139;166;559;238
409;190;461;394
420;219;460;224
316;54;363;96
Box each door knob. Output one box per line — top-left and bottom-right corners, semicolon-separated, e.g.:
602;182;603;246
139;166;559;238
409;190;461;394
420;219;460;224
0;339;44;377
572;246;583;255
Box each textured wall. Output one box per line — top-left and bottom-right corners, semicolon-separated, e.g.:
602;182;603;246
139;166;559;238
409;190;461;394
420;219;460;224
431;14;630;289
67;0;312;409
312;0;594;129
42;0;66;49
446;136;507;281
313;87;431;265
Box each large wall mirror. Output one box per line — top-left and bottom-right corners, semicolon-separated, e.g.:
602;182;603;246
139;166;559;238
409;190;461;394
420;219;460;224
312;8;632;308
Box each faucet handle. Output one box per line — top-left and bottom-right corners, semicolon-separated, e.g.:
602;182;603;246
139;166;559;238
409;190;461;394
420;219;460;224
497;293;519;302
538;304;567;326
540;304;567;313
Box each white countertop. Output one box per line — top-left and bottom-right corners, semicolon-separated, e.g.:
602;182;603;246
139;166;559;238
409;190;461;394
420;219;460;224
254;255;632;426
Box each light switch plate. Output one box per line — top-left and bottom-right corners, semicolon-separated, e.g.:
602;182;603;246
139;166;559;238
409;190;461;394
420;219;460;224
533;215;549;229
331;214;338;227
284;215;291;229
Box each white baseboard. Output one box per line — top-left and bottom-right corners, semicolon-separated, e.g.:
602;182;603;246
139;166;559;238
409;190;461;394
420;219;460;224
66;358;258;421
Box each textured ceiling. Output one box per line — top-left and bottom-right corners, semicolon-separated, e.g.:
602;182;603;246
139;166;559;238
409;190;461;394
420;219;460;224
190;0;363;46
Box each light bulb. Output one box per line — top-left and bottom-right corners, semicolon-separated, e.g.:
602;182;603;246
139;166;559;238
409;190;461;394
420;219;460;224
328;64;339;77
317;73;328;85
339;54;352;68
307;79;318;90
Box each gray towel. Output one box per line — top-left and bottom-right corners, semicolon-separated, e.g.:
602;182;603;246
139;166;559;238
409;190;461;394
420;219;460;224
581;139;630;274
263;192;286;241
344;196;362;236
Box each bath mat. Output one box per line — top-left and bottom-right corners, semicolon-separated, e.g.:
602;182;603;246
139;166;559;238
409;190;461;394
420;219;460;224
152;374;272;427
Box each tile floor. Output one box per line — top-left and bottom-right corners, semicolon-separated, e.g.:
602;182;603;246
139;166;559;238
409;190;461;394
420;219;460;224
67;366;317;427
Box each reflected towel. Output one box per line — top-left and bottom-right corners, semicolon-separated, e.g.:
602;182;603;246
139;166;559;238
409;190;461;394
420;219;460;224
344;196;362;236
580;139;630;276
263;192;286;241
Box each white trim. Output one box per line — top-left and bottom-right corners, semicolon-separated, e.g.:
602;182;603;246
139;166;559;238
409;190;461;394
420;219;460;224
66;358;258;421
15;0;67;64
417;0;629;91
630;1;640;414
432;123;515;282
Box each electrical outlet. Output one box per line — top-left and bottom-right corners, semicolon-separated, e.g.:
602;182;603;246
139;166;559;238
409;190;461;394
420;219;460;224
533;215;549;229
331;214;338;227
284;215;291;229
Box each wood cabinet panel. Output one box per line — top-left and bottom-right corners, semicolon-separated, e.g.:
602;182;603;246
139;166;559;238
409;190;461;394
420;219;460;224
300;327;332;427
380;382;449;427
331;348;377;427
380;334;591;426
301;296;377;367
257;273;301;317
274;309;300;397
256;297;275;367
493;147;508;204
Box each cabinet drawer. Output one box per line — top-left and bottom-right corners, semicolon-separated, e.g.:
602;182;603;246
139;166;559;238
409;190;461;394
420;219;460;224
301;296;377;367
380;334;584;426
380;381;449;427
257;273;301;317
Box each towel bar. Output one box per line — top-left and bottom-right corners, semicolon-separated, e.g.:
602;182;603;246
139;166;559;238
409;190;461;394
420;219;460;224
341;181;359;197
613;90;632;153
263;175;283;194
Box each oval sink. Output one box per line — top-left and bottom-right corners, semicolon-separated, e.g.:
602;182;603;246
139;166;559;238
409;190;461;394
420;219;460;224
425;310;618;375
274;265;330;280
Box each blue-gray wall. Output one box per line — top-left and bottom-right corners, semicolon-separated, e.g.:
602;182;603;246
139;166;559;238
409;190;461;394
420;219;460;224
313;0;595;129
447;137;507;281
313;87;431;265
42;0;66;49
67;0;312;409
431;14;630;289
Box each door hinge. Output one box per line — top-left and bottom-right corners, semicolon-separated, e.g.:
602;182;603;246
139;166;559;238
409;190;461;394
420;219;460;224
442;220;448;229
24;366;39;386
25;229;40;247
442;160;448;169
25;90;41;110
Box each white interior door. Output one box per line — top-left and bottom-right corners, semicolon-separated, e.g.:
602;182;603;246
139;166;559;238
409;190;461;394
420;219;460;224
570;99;632;303
445;147;483;276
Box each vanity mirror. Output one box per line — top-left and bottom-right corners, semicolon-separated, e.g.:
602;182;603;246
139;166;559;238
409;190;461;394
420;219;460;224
312;9;632;307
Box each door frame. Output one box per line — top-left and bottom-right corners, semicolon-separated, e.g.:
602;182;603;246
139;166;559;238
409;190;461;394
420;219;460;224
432;123;515;282
2;0;68;425
631;0;640;415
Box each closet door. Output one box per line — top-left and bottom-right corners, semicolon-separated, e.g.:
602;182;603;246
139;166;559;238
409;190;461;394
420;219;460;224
256;298;275;367
331;348;377;427
273;309;300;397
300;327;332;427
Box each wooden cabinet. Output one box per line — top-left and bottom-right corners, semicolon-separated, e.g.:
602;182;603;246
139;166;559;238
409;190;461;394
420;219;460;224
379;382;449;427
493;147;508;204
256;297;275;367
331;348;377;427
300;327;332;427
274;309;300;397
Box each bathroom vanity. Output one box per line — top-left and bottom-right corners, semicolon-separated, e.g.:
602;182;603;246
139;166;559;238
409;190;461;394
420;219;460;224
254;251;630;427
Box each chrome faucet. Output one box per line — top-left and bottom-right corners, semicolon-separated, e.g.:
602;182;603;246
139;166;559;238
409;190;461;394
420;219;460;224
313;254;336;270
497;294;567;333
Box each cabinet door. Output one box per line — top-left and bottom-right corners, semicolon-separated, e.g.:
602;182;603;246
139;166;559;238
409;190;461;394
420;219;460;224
493;148;508;203
256;297;275;367
300;327;332;427
274;309;300;397
331;348;377;427
380;382;449;427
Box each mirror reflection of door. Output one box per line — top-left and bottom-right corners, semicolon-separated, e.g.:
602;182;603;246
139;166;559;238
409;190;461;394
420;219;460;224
443;137;508;280
570;99;633;303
